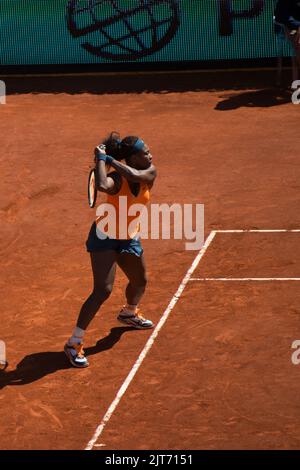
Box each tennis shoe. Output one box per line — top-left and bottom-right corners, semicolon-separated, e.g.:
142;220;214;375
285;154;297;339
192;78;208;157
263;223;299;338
117;307;154;330
64;342;89;368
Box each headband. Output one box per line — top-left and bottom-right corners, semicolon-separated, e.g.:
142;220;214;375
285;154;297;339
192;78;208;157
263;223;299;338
133;138;145;153
117;138;145;154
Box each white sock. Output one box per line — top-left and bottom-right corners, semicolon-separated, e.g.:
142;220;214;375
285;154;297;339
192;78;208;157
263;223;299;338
121;304;137;316
68;326;85;345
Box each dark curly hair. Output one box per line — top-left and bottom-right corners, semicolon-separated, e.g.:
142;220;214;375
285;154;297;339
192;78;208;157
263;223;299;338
102;131;142;164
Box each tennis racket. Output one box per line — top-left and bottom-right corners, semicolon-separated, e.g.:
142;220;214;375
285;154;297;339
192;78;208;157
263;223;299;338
88;167;97;208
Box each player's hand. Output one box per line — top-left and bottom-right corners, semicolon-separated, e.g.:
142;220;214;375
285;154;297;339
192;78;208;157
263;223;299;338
95;144;106;156
94;144;106;163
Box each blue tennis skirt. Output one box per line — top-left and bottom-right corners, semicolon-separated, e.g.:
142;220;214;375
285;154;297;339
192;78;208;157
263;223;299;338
86;223;143;257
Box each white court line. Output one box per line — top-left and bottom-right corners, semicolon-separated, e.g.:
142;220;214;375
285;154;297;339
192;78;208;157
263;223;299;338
85;228;300;449
191;230;300;281
85;231;217;450
190;278;300;281
215;229;300;233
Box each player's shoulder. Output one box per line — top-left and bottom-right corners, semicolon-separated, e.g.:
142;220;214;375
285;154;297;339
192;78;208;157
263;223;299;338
150;164;157;175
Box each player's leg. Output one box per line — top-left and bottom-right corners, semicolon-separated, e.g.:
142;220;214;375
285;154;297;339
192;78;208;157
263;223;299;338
118;252;147;305
65;250;117;367
77;250;117;329
116;252;153;329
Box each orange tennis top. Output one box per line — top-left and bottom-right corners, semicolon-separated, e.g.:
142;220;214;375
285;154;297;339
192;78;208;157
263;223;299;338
95;176;150;240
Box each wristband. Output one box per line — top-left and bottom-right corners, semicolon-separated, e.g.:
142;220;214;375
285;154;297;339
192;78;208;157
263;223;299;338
97;154;107;162
105;155;114;165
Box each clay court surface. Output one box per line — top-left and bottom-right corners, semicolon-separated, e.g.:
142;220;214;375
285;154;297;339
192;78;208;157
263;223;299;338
1;72;300;449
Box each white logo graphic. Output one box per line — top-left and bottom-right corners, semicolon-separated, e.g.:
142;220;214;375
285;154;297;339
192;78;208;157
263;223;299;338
291;340;300;365
291;80;300;105
0;340;7;370
0;80;6;105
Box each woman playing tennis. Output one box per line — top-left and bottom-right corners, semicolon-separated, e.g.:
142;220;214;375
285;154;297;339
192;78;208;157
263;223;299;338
64;132;157;368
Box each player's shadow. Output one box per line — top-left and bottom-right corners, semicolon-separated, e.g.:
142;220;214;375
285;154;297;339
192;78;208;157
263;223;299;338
0;326;135;390
215;88;292;110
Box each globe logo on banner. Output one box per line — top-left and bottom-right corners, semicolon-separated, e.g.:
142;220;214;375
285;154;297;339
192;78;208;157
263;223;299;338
66;0;180;61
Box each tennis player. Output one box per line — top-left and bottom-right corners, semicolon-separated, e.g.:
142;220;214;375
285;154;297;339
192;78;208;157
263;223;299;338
64;132;157;368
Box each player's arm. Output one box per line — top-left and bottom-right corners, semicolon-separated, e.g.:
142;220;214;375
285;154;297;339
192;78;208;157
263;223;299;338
96;160;122;194
94;146;121;194
109;159;157;185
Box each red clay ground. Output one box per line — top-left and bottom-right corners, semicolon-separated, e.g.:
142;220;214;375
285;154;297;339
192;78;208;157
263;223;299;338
0;77;300;449
99;234;300;450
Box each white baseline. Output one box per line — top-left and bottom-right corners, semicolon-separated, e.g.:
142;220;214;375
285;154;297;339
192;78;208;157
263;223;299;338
190;277;300;281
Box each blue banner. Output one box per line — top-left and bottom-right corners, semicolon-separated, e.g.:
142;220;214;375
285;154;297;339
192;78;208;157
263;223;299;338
0;1;292;65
